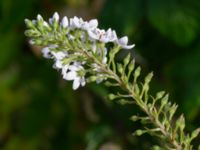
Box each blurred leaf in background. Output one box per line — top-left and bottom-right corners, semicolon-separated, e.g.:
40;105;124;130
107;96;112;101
0;0;200;149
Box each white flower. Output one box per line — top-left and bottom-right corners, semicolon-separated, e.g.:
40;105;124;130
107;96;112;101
61;64;69;76
53;60;63;69
104;28;117;42
51;51;68;69
88;28;105;41
41;47;52;58
69;16;98;32
61;16;68;28
82;19;98;31
88;28;117;43
88;19;98;30
70;16;84;29
62;63;86;90
117;36;135;49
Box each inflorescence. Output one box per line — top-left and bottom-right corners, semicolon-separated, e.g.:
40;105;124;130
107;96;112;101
25;12;199;150
25;12;134;90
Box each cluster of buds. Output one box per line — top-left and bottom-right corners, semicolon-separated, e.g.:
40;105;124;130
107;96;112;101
25;12;135;90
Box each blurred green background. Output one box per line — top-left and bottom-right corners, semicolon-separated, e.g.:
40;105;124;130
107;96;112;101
0;0;200;149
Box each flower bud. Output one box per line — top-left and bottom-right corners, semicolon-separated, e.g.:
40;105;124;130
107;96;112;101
24;19;35;28
123;53;131;66
155;91;165;100
144;72;153;84
108;94;116;100
134;130;145;136
117;63;123;74
128;59;135;72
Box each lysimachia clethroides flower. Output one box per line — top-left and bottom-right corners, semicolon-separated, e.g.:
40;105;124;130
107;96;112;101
25;12;135;90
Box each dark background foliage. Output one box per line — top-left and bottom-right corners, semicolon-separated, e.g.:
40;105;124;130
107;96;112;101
0;0;199;149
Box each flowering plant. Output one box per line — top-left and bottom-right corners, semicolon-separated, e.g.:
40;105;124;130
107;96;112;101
25;12;199;150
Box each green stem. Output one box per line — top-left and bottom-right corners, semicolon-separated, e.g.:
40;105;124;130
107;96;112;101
83;50;183;150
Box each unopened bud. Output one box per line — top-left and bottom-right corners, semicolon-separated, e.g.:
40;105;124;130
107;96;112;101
156;91;165;100
128;59;135;72
144;72;153;84
123;53;131;66
108;94;116;100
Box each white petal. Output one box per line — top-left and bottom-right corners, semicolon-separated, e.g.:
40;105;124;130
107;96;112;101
123;44;135;49
100;36;109;43
92;43;96;53
110;30;117;41
88;30;98;40
102;57;107;64
68;65;78;71
80;78;86;86
29;40;35;45
88;19;98;29
53;12;59;21
107;28;112;34
37;14;43;20
61;16;68;28
64;71;77;80
61;65;69;76
49;18;53;24
73;16;81;28
73;79;80;90
43;21;49;27
118;36;128;45
51;51;66;60
53;60;63;69
32;19;37;25
104;48;108;55
68;34;75;40
41;47;52;58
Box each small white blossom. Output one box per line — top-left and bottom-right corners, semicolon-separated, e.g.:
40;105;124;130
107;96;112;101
53;60;63;69
41;47;52;58
63;63;86;90
61;16;69;28
82;19;98;31
61;64;69;76
88;28;117;43
88;28;105;41
88;19;98;30
70;16;84;29
51;51;68;69
117;36;135;49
